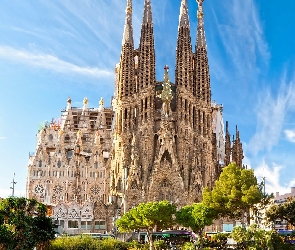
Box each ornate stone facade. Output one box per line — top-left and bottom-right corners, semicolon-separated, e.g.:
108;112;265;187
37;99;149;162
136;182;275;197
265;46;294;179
26;0;243;234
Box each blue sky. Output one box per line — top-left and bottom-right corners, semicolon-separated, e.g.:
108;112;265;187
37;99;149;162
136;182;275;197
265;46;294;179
0;0;295;198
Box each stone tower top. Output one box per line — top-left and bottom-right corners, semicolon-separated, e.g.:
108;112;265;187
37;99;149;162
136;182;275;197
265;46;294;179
197;0;204;18
175;0;192;89
196;0;206;48
179;0;190;28
122;0;133;45
66;96;71;110
143;0;152;24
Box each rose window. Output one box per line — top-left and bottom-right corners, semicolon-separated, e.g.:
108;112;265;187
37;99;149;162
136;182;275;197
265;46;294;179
53;185;63;194
35;184;44;194
90;185;100;195
72;185;81;194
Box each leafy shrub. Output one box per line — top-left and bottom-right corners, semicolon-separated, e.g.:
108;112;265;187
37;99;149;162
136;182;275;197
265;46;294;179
153;240;168;250
181;242;195;250
127;240;149;250
49;236;136;250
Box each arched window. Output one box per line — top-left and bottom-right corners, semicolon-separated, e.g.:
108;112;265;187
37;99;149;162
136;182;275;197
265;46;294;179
161;179;169;188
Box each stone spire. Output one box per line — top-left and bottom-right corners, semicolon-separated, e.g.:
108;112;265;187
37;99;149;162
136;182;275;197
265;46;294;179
122;0;133;45
118;0;135;99
224;121;231;167
194;0;211;104
143;0;152;24
138;0;156;91
196;0;206;48
232;125;244;168
179;0;190;28
175;0;192;89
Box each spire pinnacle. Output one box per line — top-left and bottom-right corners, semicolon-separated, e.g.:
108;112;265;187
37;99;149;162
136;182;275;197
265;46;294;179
196;0;206;47
122;0;133;45
197;0;204;18
163;65;171;83
143;0;152;24
179;0;190;28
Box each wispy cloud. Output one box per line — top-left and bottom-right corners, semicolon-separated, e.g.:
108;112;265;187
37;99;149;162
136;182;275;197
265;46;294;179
0;46;112;78
46;0;143;55
0;137;6;140
254;160;293;195
248;78;295;155
215;0;269;79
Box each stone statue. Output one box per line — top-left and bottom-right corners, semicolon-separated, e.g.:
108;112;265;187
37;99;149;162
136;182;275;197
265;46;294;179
83;97;88;105
99;97;104;107
161;65;173;117
94;131;101;145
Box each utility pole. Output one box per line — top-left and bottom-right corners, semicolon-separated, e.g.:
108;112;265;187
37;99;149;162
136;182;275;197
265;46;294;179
261;176;266;229
262;176;266;199
10;173;17;197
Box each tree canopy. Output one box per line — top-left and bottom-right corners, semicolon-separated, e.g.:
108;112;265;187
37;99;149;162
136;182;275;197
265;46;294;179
266;198;295;227
176;203;217;249
202;163;263;220
116;200;176;250
0;197;55;250
231;224;291;250
176;203;216;233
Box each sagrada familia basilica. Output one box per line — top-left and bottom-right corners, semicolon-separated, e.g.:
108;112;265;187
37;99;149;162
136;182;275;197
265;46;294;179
26;0;243;234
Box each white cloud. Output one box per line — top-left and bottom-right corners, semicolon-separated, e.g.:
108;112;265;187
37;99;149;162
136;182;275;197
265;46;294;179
254;160;292;195
0;189;26;199
0;46;112;78
241;152;252;169
48;0;143;53
0;137;6;140
284;129;295;143
248;81;295;155
216;0;269;78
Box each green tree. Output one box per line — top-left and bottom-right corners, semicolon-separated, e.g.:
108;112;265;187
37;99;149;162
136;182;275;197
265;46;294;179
176;203;217;250
266;198;295;227
0;197;55;250
116;200;176;250
203;163;263;224
231;224;292;250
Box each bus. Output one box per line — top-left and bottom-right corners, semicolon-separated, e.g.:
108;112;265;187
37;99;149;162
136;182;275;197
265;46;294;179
277;230;295;244
137;230;196;245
